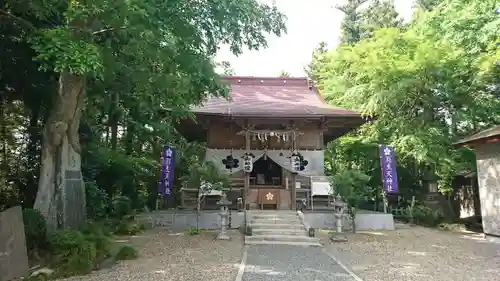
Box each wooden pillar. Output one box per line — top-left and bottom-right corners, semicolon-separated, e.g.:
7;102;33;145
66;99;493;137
291;131;297;211
244;130;250;210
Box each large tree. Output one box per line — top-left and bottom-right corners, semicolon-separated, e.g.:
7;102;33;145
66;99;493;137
304;41;328;83
360;0;402;38
3;0;286;229
316;0;500;196
336;0;368;45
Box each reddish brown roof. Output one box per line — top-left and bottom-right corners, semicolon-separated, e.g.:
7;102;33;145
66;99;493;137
454;125;500;146
192;76;361;118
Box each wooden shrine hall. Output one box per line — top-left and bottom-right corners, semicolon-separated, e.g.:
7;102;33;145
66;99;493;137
177;76;365;210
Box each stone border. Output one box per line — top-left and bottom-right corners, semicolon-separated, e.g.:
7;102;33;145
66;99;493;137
297;210;312;233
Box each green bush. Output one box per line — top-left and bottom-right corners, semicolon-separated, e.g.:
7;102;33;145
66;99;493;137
186;227;201;236
80;222;113;267
111;196;132;218
114;244;138;260
85;181;109;220
48;230;96;277
411;205;445;227
22;209;47;252
114;216;143;235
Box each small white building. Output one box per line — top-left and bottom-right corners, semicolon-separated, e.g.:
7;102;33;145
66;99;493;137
455;125;500;237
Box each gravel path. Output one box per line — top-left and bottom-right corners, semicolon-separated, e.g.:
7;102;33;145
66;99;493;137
318;225;500;281
63;229;244;281
241;245;357;281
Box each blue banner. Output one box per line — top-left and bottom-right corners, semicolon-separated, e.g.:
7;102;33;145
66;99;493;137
159;145;176;197
379;145;399;193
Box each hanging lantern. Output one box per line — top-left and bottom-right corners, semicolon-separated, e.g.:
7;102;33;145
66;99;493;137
290;151;301;172
242;152;254;173
222;154;239;170
290;151;309;172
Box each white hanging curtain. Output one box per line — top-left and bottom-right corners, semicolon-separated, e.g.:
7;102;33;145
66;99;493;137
204;149;265;175
265;150;325;177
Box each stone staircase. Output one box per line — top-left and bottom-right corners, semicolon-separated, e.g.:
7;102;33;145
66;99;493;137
245;210;321;247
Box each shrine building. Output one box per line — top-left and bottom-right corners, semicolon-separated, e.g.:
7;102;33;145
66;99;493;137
177;76;366;211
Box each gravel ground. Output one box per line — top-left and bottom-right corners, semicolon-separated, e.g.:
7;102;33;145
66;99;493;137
242;245;356;281
318;225;500;281
62;229;244;281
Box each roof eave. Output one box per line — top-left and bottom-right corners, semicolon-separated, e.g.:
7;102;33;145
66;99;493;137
191;112;362;119
453;136;500;148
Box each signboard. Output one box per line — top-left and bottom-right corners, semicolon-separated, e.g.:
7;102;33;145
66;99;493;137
379;145;399;193
0;206;29;281
159;145;176;197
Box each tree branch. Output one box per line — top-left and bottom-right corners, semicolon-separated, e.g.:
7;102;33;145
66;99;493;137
92;26;125;35
0;9;35;29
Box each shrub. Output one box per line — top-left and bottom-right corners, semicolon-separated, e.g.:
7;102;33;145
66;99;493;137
80;222;113;267
22;209;47;252
111;196;132;218
412;205;445;227
114;216;143;235
85;181;109;220
114;244;138;260
186;227;201;236
48;230;96;277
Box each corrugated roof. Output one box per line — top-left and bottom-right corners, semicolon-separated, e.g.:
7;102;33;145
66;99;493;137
192;76;361;118
455;125;500;145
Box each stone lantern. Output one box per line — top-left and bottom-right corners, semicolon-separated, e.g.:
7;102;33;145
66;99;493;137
216;193;232;240
330;194;348;242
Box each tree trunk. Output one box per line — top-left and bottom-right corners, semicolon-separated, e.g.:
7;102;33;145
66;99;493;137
109;92;119;150
24;105;41;208
34;72;87;231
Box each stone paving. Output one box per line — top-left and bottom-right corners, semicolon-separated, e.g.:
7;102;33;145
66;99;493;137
240;245;359;281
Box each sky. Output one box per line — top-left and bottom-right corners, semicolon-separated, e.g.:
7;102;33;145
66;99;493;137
215;0;415;77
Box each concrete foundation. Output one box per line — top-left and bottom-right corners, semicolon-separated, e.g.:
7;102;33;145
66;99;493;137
136;210;245;231
301;210;395;231
136;209;394;231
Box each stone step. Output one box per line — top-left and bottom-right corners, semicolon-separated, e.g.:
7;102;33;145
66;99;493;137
250;218;302;224
252;214;299;219
250;223;306;230
245;234;321;246
244;239;321;247
250;210;296;214
252;228;307;236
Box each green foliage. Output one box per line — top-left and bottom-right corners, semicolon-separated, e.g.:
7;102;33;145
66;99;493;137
30;28;103;75
180;159;230;191
336;0;401;45
80;222;114;266
331;168;373;206
186;227;202;236
314;0;500;200
113;217;143;235
48;230;96;277
85;181;109;220
114;244;138;260
111;196;132;218
23;208;48;253
411;205;445;227
391;202;445;227
44;221;139;277
0;0;288;219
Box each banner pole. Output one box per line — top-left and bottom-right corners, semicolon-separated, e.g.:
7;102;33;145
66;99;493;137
378;145;387;213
